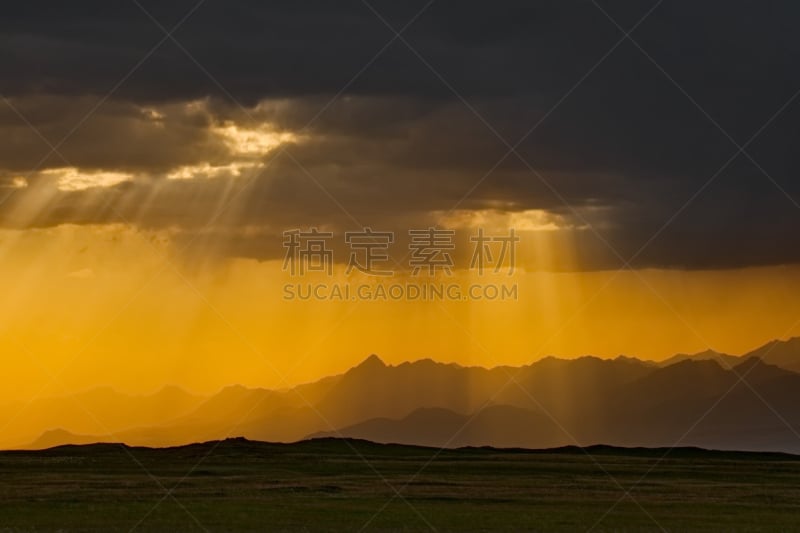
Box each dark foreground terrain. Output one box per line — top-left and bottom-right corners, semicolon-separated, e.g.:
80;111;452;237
1;438;799;532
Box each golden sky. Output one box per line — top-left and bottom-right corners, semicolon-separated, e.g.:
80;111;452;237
2;2;800;410
1;222;799;404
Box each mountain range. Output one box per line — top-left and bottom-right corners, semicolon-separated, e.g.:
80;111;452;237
7;337;800;453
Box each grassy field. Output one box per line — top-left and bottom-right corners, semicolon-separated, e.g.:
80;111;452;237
0;438;799;532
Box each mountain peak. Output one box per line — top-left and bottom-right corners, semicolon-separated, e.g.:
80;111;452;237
355;354;386;370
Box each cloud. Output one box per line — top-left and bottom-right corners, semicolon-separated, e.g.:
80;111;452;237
0;1;797;270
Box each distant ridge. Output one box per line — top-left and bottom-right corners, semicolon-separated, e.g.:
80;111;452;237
308;405;571;449
655;337;800;372
10;336;800;453
28;429;107;450
9;436;800;461
658;349;741;368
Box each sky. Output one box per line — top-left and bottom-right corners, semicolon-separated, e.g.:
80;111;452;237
1;0;800;401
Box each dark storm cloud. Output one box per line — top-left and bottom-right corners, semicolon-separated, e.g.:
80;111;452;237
0;96;231;174
0;0;799;270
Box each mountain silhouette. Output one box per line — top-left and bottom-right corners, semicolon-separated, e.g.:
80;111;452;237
12;337;800;453
0;385;205;448
28;428;108;450
655;338;800;372
308;405;572;448
657;349;740;368
743;338;800;373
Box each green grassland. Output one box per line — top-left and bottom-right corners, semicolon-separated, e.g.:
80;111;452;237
0;438;799;531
